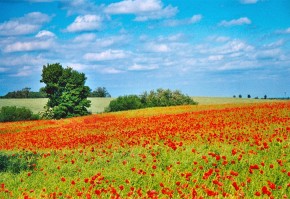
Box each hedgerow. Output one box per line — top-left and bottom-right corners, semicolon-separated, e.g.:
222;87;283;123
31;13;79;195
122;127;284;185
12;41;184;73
0;106;39;122
106;88;197;112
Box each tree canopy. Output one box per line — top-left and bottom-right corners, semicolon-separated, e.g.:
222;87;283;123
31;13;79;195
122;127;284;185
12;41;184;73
90;87;111;97
40;63;91;119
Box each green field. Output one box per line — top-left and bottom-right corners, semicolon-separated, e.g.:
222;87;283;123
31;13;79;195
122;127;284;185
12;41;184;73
0;97;278;114
0;98;112;114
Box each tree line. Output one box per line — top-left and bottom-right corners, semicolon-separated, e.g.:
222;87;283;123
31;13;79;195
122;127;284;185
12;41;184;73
1;63;197;121
1;87;111;98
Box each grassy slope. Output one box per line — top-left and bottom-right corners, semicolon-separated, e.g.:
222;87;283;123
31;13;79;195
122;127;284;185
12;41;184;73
0;97;279;113
0;98;112;114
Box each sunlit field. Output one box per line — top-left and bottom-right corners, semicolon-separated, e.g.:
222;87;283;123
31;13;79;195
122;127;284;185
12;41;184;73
0;98;112;114
0;97;278;114
0;102;289;198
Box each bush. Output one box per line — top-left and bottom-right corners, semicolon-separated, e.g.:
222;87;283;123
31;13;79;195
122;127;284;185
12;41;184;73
106;89;198;112
106;95;144;112
0;106;39;122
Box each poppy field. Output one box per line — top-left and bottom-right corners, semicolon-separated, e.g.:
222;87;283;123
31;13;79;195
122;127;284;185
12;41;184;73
0;102;289;198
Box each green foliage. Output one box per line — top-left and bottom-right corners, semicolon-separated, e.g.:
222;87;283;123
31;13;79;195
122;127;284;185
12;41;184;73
0;151;38;173
0;106;39;122
105;95;143;112
141;88;197;107
106;88;197;112
1;87;46;98
40;63;91;119
90;87;111;97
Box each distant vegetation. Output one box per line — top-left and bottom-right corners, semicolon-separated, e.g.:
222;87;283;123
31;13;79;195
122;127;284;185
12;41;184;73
106;88;198;112
1;87;111;99
89;87;111;97
0;106;39;122
0;87;46;98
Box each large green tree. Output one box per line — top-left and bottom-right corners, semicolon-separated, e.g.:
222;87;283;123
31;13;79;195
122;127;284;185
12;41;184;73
40;63;91;119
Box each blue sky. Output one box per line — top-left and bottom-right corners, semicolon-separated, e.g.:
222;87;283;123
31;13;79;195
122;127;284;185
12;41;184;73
0;0;289;97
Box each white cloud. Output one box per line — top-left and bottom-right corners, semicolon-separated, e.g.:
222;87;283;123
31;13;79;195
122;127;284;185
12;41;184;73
105;0;161;14
164;14;202;27
208;55;224;61
208;36;230;43
135;5;177;21
240;0;259;4
101;67;123;74
0;54;46;67
4;40;54;53
214;39;254;54
73;33;96;42
105;0;178;21
66;15;102;32
0;12;51;36
128;63;158;71
219;17;251;27
0;67;8;72
147;43;170;52
60;0;99;15
84;49;128;61
189;15;203;23
35;30;56;38
11;66;33;77
28;0;54;2
284;27;290;33
254;49;282;59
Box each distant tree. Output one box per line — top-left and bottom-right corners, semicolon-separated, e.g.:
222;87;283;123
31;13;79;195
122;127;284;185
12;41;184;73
22;87;31;98
106;88;197;112
40;63;91;119
247;94;251;99
264;95;267;99
1;87;46;98
233;95;236;98
238;94;242;98
90;87;111;97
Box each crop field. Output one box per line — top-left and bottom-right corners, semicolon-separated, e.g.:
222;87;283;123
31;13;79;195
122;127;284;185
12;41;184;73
0;97;277;114
0;98;112;114
0;102;289;198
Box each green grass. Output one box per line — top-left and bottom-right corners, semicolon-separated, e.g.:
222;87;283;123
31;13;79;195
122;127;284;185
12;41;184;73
0;98;112;114
0;97;279;114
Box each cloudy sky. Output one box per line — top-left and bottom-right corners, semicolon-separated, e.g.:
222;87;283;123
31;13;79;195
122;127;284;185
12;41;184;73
0;0;289;97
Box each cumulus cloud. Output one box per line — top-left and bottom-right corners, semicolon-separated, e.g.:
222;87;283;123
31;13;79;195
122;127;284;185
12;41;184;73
84;49;128;61
66;15;102;32
208;55;224;61
219;17;251;27
128;63;158;71
0;12;51;36
105;0;178;21
59;0;99;15
164;14;202;27
240;0;259;4
146;43;170;53
11;66;33;77
101;67;123;74
73;33;96;42
35;30;56;38
4;40;54;53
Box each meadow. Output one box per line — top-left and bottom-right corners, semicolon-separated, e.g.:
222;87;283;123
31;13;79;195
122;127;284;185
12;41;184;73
0;98;112;114
0;101;289;198
0;97;277;114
